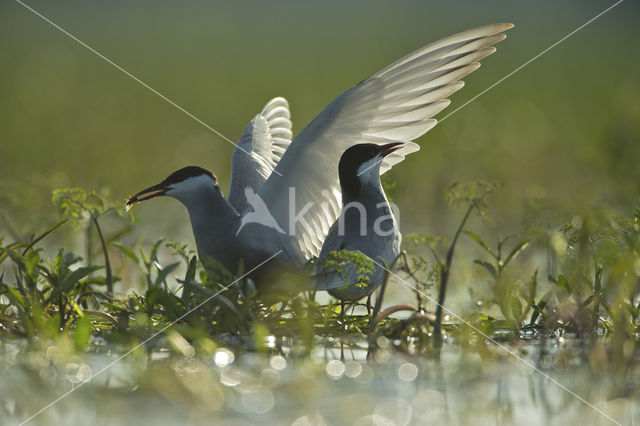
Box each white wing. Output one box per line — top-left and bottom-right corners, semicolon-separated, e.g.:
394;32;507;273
250;24;513;264
228;97;293;213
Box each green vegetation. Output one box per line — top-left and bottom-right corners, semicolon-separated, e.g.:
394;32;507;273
1;183;638;353
1;1;639;424
1;180;638;423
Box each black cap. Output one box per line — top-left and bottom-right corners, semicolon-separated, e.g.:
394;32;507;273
158;166;215;187
338;143;403;199
126;166;216;207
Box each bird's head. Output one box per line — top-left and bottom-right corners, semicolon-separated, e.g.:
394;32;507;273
126;166;218;209
338;142;404;198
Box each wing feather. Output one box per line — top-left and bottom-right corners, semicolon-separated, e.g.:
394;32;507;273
228;97;293;213
249;24;513;263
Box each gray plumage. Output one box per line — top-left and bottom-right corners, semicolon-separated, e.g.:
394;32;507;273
126;24;513;282
171;176;243;272
314;143;402;301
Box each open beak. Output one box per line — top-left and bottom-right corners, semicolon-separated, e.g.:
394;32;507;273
380;142;404;157
126;184;169;209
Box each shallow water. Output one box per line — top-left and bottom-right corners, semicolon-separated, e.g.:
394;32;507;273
1;335;638;426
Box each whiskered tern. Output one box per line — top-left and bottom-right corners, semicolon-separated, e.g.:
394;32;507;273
314;143;404;302
127;23;513;277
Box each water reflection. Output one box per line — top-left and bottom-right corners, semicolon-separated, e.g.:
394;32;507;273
0;337;638;425
215;348;235;368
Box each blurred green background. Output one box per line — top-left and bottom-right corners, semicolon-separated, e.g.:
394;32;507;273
1;0;638;247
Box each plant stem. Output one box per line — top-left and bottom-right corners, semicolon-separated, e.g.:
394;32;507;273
434;204;474;346
374;304;417;323
367;268;390;360
87;220;93;267
21;219;68;256
398;251;426;310
59;295;65;330
369;269;390;335
91;215;113;294
593;264;603;331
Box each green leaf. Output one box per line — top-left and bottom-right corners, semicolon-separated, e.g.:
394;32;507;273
556;274;572;293
139;248;150;268
84;190;108;217
113;243;140;266
67;298;85;317
58;266;104;293
503;240;529;267
181;256;198;303
464;231;498;258
6;286;26;309
52;188;87;220
200;256;234;284
185;256;197;283
83;310;118;325
510;296;523;323
445;181;500;215
101;301;124;312
529;292;550;325
149;239;164;266
316;250;374;285
72;316;92;350
52;188;109;220
580;294;596;308
527;268;538;306
189;282;245;324
8;249;41;289
0;242;27;265
153;262;181;288
473;259;498;280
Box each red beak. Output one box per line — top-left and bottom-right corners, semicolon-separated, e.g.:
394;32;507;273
126;184;169;208
380;142;404;157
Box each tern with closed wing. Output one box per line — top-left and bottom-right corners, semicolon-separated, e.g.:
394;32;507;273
127;24;513;281
314;143;404;302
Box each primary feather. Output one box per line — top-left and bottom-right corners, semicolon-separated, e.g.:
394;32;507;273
228;97;292;213
242;23;513;265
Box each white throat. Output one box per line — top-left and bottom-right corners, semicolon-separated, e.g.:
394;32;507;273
356;156;383;187
167;174;218;204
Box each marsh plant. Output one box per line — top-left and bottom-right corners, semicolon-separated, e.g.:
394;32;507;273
0;176;639;426
0;181;637;376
